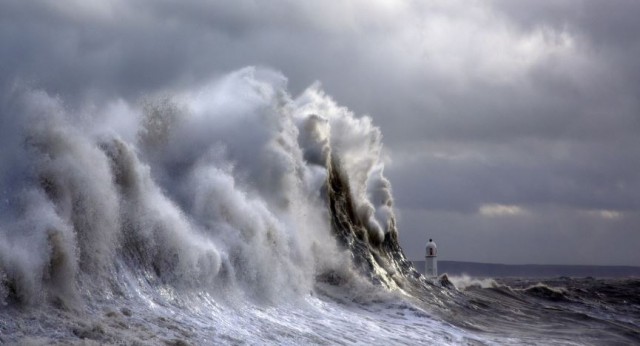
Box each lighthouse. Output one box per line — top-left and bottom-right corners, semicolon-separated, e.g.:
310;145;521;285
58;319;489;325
425;238;438;277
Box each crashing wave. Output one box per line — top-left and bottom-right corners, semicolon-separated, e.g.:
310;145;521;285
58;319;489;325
0;67;425;308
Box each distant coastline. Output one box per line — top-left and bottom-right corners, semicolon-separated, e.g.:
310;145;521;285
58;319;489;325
411;260;640;278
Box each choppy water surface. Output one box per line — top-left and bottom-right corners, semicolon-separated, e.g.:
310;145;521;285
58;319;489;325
2;274;638;345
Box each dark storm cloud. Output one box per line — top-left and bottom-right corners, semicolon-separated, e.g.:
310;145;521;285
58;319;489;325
0;0;401;102
1;0;639;264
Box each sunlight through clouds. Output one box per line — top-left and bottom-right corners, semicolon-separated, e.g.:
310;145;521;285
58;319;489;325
479;204;527;217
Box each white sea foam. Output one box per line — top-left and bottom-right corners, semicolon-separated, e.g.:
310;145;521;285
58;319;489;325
448;274;500;290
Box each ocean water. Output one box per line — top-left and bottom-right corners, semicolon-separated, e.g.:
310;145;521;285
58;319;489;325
1;68;638;345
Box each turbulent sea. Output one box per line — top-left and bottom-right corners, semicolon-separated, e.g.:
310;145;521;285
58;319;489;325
1;68;638;345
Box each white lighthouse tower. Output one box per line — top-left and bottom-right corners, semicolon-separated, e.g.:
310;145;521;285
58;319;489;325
425;238;438;277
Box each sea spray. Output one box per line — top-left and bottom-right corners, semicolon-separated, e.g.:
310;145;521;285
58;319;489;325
0;67;416;308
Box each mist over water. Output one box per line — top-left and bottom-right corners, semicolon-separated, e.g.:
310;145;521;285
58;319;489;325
1;68;639;345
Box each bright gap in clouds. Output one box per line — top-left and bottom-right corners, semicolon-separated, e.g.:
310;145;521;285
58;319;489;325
588;210;623;220
479;204;526;217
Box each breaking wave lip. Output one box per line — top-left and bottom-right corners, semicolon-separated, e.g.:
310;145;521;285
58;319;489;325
447;275;500;291
1;67;639;345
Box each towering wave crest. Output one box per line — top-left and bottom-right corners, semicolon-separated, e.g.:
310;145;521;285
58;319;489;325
0;67;417;308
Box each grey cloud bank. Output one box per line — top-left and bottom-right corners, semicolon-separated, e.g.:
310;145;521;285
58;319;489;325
1;0;639;265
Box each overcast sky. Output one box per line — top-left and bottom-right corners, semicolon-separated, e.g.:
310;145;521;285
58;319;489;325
2;0;639;265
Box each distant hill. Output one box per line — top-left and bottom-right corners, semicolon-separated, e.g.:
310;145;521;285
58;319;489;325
411;260;640;278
